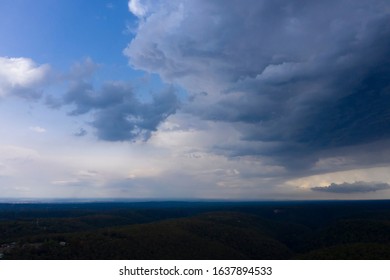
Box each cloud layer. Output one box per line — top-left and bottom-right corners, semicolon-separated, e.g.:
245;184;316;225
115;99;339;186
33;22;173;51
311;181;390;193
125;0;390;172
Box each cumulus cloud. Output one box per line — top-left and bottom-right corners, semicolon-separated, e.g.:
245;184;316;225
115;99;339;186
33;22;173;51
64;81;126;115
62;80;179;141
124;0;390;172
42;58;179;142
311;181;390;193
0;56;50;100
128;0;148;18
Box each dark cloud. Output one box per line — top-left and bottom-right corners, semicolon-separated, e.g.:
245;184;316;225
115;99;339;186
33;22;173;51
41;58;179;142
45;58;100;110
45;95;63;109
125;0;390;171
92;87;179;141
311;181;390;194
64;81;127;115
67;57;99;81
63;81;179;141
10;87;43;101
74;128;87;137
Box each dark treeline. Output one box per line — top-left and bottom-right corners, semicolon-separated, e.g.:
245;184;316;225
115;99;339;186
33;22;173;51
1;200;390;259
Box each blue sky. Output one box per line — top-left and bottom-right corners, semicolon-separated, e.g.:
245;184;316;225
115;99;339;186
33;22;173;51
1;0;390;200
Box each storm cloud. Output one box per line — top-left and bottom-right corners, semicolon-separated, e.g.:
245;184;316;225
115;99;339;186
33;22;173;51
311;181;390;194
125;0;390;171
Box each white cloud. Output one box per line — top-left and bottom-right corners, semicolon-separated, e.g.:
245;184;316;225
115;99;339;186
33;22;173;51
51;179;82;186
0;145;40;178
0;56;50;98
128;0;148;18
29;126;46;133
0;145;40;162
77;170;98;177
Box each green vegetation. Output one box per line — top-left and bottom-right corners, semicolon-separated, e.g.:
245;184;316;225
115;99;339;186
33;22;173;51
1;201;390;259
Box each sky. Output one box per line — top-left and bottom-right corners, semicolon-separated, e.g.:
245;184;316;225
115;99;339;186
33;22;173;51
0;0;390;200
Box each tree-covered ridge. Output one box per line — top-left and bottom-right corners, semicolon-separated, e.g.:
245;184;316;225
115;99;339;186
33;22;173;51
1;201;390;259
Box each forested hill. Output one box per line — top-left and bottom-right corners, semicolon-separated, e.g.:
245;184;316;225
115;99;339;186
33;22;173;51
1;200;390;259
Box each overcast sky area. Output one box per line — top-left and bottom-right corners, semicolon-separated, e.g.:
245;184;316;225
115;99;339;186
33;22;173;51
0;0;390;200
